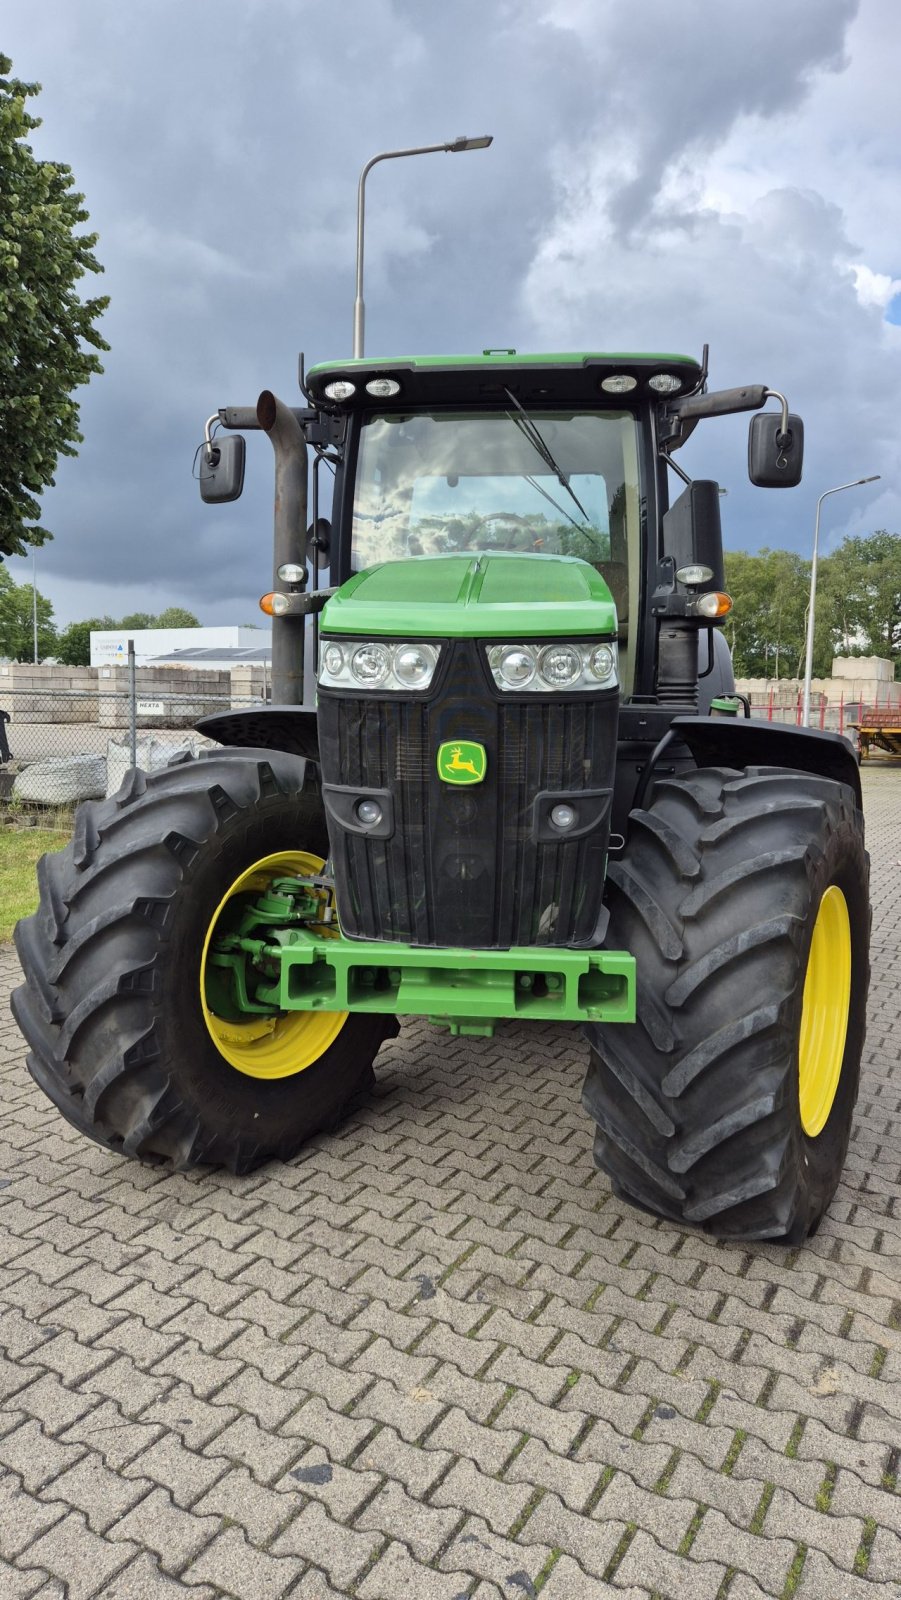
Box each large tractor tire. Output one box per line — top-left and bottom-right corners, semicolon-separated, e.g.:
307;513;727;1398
583;765;869;1242
12;749;396;1173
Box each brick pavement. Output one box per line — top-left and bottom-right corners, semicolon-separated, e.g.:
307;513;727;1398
0;766;899;1599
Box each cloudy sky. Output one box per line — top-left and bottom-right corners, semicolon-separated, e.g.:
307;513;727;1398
3;0;898;626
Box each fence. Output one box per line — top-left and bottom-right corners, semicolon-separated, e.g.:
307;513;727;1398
0;680;268;804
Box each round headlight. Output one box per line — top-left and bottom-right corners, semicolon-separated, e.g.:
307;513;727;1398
324;380;356;402
269;592;290;616
648;373;682;394
496;646;536;688
351;643;390;685
355;798;383;827
538;643;582;687
277;562;306;585
365;378;401;398
550;804;578;830
601;374;638;394
394;643;437;687
587;644;615;682
322;643;344;677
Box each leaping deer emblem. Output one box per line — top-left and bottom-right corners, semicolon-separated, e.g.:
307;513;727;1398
447;746;480;776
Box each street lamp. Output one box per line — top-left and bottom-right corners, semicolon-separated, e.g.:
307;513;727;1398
353;135;493;359
801;475;880;726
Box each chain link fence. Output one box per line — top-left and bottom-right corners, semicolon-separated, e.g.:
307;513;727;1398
0;679;266;806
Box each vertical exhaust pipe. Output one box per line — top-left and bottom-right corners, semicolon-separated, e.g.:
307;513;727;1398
256;390;307;705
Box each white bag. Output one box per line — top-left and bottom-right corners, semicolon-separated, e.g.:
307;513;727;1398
13;755;108;805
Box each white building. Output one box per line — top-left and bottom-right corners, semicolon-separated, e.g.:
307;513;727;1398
90;626;271;669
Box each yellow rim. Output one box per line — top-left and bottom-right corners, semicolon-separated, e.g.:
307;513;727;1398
798;884;851;1137
200;850;347;1080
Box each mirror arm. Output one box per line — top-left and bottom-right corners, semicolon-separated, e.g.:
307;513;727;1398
764;388;790;438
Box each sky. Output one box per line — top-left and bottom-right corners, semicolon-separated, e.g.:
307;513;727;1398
3;0;898;627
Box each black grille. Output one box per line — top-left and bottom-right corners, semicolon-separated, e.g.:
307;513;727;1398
317;639;618;948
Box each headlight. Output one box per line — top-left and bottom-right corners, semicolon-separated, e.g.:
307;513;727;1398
319;638;440;692
487;640;618;693
324;380;356;402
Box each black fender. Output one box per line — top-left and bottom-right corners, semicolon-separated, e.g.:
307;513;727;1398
195;705;320;762
670;715;862;807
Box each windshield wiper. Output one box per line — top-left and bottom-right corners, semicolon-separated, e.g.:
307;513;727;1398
503;387;595;532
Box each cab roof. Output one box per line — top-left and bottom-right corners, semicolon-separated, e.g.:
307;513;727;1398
305;350;702;409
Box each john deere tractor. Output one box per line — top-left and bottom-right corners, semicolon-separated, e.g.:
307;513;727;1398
12;350;868;1242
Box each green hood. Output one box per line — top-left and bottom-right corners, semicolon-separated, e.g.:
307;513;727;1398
320;552;617;639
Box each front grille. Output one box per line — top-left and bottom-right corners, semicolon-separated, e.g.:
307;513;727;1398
317;639;618;948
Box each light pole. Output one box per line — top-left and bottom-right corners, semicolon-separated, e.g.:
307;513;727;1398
32;545;38;664
801;475;880;726
353;135;493;359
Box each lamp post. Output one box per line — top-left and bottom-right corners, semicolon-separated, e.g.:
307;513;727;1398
353;135;493;359
32;545;38;665
801;475;880;727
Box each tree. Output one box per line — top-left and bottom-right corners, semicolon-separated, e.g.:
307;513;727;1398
723;548;810;678
56;608;202;665
0;567;57;659
56;615;115;667
155;607;201;628
819;532;901;663
0;55;109;557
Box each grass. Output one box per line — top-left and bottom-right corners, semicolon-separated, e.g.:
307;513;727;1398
0;825;70;941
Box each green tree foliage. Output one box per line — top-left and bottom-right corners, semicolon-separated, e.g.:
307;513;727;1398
0;567;57;658
0;55;109;557
725;532;901;681
818;531;901;663
56;608;201;665
723;548;810;678
55;616;114;666
155;607;201;628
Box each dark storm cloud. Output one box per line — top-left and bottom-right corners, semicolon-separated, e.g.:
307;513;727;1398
2;0;891;621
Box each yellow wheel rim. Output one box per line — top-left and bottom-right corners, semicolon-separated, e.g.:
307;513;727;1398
200;850;347;1080
798;885;851;1137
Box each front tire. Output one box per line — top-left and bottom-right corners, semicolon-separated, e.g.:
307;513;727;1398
583;766;869;1242
12;749;396;1173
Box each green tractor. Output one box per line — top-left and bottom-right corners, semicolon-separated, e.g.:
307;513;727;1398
12;350;868;1242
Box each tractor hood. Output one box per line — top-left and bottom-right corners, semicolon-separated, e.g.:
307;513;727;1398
320;552;617;639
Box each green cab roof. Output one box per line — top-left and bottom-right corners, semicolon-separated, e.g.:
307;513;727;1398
320;552;617;639
306;350;701;409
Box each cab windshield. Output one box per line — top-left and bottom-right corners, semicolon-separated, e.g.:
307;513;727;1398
350;408;642;687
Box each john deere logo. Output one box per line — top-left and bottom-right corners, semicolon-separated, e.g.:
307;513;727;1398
437;741;487;785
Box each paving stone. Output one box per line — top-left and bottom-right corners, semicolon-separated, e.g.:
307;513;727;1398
184;1526;304;1599
24;1511;136;1600
39;1454;148;1535
193;1464;297;1543
355;1478;463;1562
0;1554;55;1599
269;1500;374;1588
357;1540;479;1600
2;772;901;1598
0;1473;68;1559
107;1485;221;1571
0;1418;87;1493
120;1433;229;1507
94;1551;220;1597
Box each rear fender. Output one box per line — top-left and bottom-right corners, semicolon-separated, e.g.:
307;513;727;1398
670;715;862;807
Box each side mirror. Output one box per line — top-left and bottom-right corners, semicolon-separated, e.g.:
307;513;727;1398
749;412;803;488
199;434;246;503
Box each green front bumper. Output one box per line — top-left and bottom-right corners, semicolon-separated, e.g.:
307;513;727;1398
213;934;635;1039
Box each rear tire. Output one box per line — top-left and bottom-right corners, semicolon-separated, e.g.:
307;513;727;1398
583;765;869;1242
12;749;396;1173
